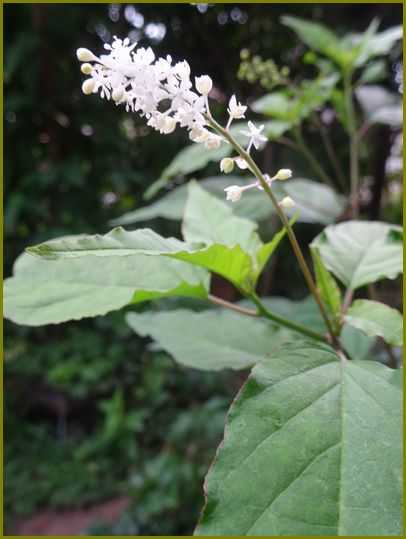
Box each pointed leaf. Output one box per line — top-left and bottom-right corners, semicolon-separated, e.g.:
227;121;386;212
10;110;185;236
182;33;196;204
311;221;403;290
4;232;209;326
311;246;342;319
345;299;403;347
196;341;402;536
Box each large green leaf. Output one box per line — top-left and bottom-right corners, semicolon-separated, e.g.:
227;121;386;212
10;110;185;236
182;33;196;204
195;340;402;535
113;178;343;227
311;221;403;290
126;308;281;371
4;233;210;326
24;185;287;295
345;300;403;347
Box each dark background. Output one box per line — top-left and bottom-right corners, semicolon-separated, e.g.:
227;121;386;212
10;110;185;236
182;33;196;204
4;3;403;535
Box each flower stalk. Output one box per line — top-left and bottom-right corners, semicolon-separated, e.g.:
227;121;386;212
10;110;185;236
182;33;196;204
206;114;341;349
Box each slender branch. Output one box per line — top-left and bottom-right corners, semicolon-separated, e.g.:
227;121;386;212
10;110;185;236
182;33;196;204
343;70;360;218
313;113;347;192
292;126;336;189
250;293;327;343
208;293;327;342
341;287;354;318
208;294;257;317
206;114;341;350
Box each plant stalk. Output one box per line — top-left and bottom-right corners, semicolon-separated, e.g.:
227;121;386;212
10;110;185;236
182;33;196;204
251;293;327;343
206;114;340;349
343;70;360;218
208;294;326;343
293;126;336;189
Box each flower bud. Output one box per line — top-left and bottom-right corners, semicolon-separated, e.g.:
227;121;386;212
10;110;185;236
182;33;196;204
279;196;295;209
274;168;292;180
195;75;213;96
82;78;95;95
224;185;243;202
112;88;124;102
220;158;234;174
80;63;93;75
76;48;97;62
205;135;221;150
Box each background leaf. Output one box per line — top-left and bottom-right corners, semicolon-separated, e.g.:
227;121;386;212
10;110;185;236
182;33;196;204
311;246;342;321
345;299;403;346
4;244;209;326
311;221;403;290
195;341;402;536
113;178;344;227
126;308;281;371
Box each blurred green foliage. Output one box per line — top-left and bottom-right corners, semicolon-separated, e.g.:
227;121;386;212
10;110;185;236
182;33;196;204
5;3;402;535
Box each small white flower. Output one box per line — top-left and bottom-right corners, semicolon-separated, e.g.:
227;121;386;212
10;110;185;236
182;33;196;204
273;168;292;181
227;95;247;119
235;157;249;170
220;157;235;174
82;78;96;95
279;196;295;209
162;116;177;134
112;87;124;102
224;185;243;202
241;121;267;150
195;75;213;96
205;134;222;150
76;48;98;62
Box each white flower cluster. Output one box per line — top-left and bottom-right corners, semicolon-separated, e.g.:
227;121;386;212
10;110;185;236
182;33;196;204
77;37;221;148
77;37;294;207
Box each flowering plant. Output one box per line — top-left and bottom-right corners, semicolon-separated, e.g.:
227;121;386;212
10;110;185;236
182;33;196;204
4;17;403;536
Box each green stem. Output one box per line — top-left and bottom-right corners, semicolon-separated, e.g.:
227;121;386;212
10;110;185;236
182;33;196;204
206;114;340;349
293;126;336;189
208;293;326;342
343;69;360;218
251;293;326;343
313;113;347;192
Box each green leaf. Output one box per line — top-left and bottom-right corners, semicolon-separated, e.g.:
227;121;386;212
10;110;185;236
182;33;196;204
126;308;281;371
351;24;403;67
26;184;287;295
195;340;402;536
345;299;403;347
311;246;342;320
282;179;346;225
281;16;351;68
181;182;288;291
251;75;338;126
311;221;403;290
356;85;402;128
4;232;209;326
113;178;344;227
